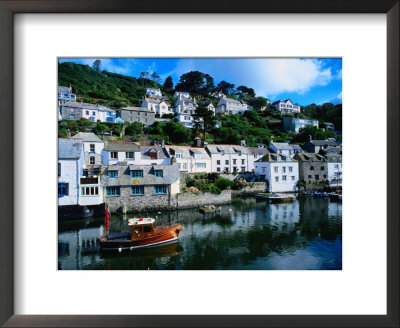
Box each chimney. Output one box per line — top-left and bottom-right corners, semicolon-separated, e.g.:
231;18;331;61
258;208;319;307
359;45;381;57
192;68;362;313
67;129;71;138
240;139;246;147
195;137;201;148
161;139;165;147
309;135;312;142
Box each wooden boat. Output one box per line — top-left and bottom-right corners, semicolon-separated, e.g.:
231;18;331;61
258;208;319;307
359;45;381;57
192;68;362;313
199;205;217;214
99;217;184;252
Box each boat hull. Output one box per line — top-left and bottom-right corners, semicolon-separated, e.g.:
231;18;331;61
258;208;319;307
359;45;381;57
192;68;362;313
99;224;183;252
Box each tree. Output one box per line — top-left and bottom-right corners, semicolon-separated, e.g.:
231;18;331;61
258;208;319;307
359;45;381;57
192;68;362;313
151;72;161;84
92;60;101;72
237;85;255;97
217;80;235;95
175;71;206;96
247;96;268;109
163;76;174;90
125;122;144;136
163;121;191;144
193;106;218;138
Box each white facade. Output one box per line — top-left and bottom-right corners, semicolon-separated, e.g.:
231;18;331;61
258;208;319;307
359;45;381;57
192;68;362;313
166;146;211;173
140;147;171;165
327;154;343;186
216;95;249;115
269;142;295;158
272;99;301;114
101;143;142;165
174;91;190;99
71;132;104;166
254;154;299;192
174;94;197;114
176;110;196;128
146;88;162;98
283;117;319;133
79;177;104;206
58;139;84;206
141;98;171;116
205;103;216;115
206;145;255;173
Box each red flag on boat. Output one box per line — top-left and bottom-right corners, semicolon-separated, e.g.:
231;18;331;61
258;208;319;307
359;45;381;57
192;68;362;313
105;204;110;233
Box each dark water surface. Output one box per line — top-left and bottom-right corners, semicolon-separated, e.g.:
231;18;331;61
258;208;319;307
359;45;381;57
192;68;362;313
58;196;342;270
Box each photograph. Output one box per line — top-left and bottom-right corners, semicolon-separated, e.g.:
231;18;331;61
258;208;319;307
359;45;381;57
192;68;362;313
57;57;343;270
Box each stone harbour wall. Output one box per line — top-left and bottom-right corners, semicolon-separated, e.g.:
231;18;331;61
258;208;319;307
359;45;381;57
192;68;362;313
176;189;231;209
231;182;267;196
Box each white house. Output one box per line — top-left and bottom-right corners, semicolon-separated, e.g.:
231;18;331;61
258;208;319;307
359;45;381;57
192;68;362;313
98;108;116;123
216;95;250;115
141;98;172;116
71;132;104;166
269;141;295;158
283;117;319;133
58;85;76;106
210;90;225;98
205;144;254;173
174;91;191;99
174;93;197;114
271;99;301;114
254;153;299;193
146;88;162;98
58;139;84;207
176;110;198;128
326;153;342;187
249;147;270;162
204;102;216;115
165;146;212;173
140;146;171;165
101;142;142;165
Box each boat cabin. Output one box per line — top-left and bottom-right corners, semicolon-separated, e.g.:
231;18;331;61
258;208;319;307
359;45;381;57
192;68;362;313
128;218;156;240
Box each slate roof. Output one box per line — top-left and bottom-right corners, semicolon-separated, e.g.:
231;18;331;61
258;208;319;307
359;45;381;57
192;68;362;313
104;142;141;152
290;144;304;152
294;152;326;162
71;132;103;143
61;101;109;110
165;146;211;159
140;146;170;159
58;139;83;159
143;98;161;104
58;86;71;94
121;106;153;113
308;139;338;146
248;147;270;156
270;142;293;150
206;144;250;155
256;153;296;162
325;153;342;163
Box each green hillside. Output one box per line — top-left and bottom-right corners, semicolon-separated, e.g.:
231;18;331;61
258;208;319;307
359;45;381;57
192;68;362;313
58;61;161;108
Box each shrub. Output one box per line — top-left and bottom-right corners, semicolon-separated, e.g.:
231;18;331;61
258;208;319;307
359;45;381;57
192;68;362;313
215;177;234;191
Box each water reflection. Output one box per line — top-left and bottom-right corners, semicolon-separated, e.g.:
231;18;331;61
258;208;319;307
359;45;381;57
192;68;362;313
58;196;342;270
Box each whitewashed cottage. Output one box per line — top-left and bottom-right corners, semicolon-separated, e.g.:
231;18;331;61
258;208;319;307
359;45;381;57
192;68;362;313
205;144;254;173
216;95;250;115
269;141;295;158
101;142;142;165
165;146;211;173
71;132;104;166
271;99;301;114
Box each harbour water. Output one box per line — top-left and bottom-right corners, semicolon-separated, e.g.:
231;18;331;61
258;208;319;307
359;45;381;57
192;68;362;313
58;196;342;270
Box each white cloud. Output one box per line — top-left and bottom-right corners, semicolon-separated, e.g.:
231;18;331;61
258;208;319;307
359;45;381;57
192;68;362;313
172;58;333;98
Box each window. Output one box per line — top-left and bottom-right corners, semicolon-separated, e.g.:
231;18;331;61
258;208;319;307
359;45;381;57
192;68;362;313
217;168;221;172
92;111;95;116
154;170;163;177
262;167;266;173
274;167;278;173
289;166;293;172
126;152;135;159
334;164;339;169
89;156;95;165
143;224;153;233
196;163;206;168
323;175;327;178
315;175;319;180
217;160;220;165
110;152;118;159
282;167;286;173
108;170;118;178
154;185;167;194
291;176;295;181
58;183;69;197
321;166;325;171
225;160;229;165
86;111;89;115
308;175;312;179
233;159;237;165
81;186;99;196
310;166;314;170
130;170;143;178
183;163;187;170
177;163;181;169
275;176;279;182
233;167;237;172
58;163;61;177
90;144;95;152
176;152;183;158
131;186;144;195
106;186;120;196
241;167;245;172
241;159;245;165
282;175;287;181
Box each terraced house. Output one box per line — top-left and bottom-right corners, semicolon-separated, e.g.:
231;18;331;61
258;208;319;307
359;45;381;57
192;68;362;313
165;146;211;173
205;144;254;173
294;152;328;188
254;153;299;192
101;142;141;166
101;164;180;212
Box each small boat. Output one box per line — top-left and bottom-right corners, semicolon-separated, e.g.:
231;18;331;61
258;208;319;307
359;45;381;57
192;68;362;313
256;193;296;203
99;217;184;252
199;205;217;214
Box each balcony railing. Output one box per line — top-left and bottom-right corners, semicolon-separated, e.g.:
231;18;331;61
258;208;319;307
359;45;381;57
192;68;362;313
80;177;99;184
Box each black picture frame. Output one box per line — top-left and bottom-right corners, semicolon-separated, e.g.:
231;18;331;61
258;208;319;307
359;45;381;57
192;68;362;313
0;1;398;327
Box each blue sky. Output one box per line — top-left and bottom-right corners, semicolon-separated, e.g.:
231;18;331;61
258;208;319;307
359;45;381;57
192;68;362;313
59;58;342;106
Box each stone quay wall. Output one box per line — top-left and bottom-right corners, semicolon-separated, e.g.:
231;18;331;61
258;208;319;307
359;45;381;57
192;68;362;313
106;188;231;213
231;182;267;196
